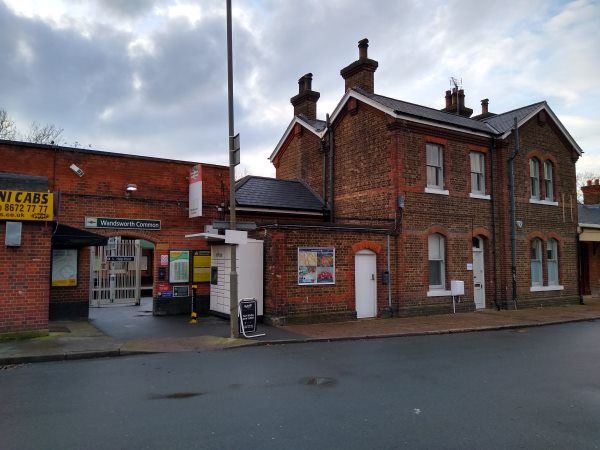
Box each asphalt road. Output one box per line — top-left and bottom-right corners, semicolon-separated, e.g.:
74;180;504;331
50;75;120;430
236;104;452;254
1;322;599;450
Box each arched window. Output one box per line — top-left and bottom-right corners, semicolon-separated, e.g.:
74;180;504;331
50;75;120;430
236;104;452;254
428;233;445;289
530;238;543;286
547;239;559;285
530;158;540;199
544;160;554;201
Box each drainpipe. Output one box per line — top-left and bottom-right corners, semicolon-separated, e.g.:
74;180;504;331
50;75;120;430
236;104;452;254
387;234;392;311
509;117;519;310
489;137;500;310
326;113;335;222
576;227;585;305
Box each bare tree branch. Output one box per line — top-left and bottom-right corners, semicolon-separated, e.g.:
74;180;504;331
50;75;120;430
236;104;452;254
0;109;17;140
24;121;64;145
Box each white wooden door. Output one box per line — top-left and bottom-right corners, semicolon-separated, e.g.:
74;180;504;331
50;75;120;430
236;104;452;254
355;250;377;318
472;237;485;309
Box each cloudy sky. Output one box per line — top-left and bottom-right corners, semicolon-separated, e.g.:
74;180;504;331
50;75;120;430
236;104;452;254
1;0;599;177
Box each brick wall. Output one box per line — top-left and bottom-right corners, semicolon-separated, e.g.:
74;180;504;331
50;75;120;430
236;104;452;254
257;226;391;324
496;115;580;307
274;124;324;199
0;222;51;334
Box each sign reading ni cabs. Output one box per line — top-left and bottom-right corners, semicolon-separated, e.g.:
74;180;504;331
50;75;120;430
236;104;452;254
0;189;54;221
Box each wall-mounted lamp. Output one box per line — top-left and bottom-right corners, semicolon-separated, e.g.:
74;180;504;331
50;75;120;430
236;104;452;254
126;183;138;192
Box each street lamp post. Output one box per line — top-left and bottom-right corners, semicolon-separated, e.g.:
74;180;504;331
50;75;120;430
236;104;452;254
226;0;239;338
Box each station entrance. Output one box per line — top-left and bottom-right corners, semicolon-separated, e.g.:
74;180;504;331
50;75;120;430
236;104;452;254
89;237;154;307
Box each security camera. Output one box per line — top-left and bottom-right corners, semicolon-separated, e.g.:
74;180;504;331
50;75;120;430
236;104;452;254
69;164;84;177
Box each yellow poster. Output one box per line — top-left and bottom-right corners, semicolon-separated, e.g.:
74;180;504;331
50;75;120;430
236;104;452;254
193;253;211;282
0;190;54;221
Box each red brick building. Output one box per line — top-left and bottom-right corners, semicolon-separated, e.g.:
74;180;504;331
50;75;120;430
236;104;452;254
578;181;600;298
261;38;583;323
0;140;228;336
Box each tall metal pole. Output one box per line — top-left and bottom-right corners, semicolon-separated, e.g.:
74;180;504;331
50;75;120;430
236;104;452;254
226;0;239;338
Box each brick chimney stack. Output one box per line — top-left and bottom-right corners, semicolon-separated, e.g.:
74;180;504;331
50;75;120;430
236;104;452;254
481;98;489;115
340;38;379;93
582;179;600;205
440;86;473;117
290;73;320;119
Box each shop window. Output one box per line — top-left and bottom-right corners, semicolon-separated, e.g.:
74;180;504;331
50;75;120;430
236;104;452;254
426;143;444;189
547;239;559;285
530;238;543;286
530;158;541;199
544;160;554;201
428;233;445;289
470;152;485;195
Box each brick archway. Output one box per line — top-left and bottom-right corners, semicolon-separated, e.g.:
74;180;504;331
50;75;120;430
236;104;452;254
352;240;382;254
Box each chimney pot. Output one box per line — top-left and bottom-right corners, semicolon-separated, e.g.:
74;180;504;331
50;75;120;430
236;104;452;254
481;98;489;115
298;73;313;93
587;180;593;186
358;38;369;59
445;90;452;108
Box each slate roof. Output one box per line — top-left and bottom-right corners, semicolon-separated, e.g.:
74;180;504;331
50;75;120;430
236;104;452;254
235;176;324;212
356;88;494;134
298;115;326;133
579;204;600;225
0;172;49;191
480;101;546;134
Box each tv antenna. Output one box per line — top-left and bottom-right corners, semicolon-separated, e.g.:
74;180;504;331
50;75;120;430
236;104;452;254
450;77;462;114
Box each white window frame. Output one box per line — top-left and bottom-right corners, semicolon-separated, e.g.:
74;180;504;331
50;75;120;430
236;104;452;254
428;233;445;289
530;238;543;287
470;152;485;195
530;158;540;200
426;143;444;190
544;160;554;201
547;239;559;286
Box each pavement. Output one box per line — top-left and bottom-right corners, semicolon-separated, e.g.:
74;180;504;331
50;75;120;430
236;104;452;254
2;298;600;365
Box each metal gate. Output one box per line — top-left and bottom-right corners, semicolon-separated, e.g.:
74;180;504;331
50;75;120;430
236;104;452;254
90;238;141;307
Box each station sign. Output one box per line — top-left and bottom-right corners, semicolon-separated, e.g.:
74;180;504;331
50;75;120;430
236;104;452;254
106;256;135;262
189;164;202;218
0;189;54;221
85;217;161;230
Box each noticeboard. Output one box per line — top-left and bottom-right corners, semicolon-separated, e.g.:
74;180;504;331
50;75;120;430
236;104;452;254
51;249;78;287
169;250;190;284
192;250;211;282
298;247;335;285
0;190;54;221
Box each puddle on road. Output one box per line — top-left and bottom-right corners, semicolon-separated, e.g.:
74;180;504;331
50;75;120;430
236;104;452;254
147;392;204;400
300;376;337;387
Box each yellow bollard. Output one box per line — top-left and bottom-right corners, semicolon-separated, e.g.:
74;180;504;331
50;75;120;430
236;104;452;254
189;311;198;325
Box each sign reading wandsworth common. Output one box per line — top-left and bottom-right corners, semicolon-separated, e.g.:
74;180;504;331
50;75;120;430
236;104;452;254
85;216;161;230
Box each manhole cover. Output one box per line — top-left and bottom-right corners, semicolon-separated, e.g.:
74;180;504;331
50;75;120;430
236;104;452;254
300;376;337;387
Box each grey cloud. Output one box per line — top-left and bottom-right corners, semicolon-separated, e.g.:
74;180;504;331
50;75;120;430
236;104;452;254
95;0;161;18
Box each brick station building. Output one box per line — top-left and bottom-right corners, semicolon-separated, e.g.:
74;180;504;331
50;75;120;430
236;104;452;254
253;38;583;323
0;141;228;336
